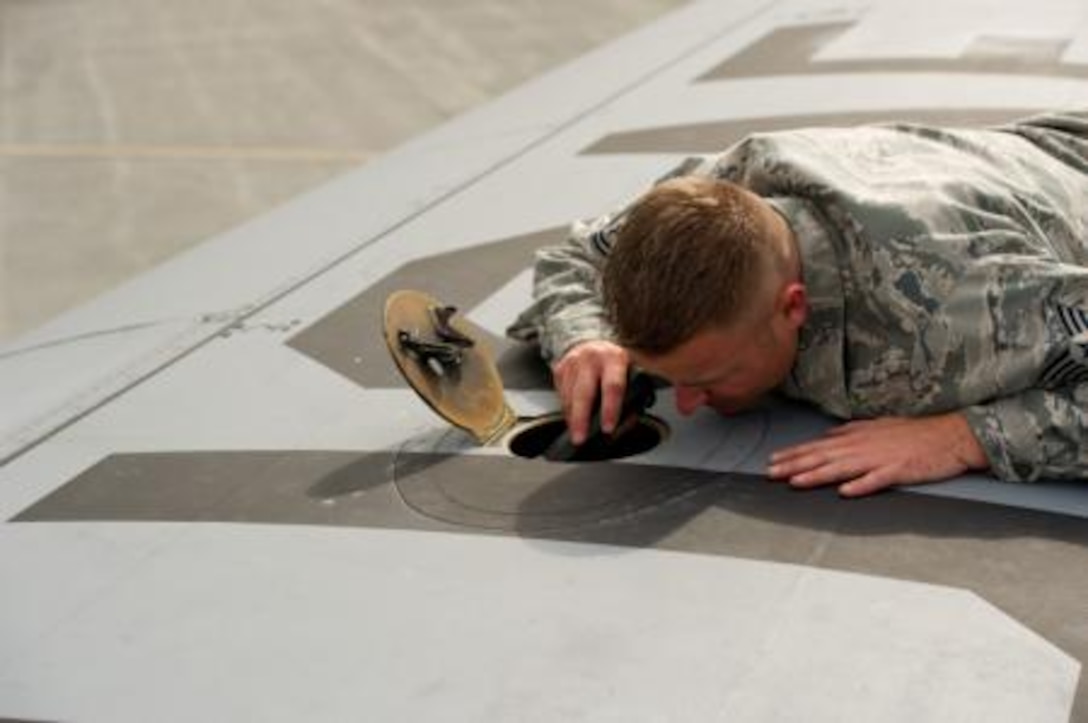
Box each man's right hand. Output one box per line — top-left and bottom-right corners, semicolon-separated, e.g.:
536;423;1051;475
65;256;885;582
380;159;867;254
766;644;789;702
552;340;630;445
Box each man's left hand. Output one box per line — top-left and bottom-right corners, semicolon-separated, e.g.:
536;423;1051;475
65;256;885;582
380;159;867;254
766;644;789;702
767;413;989;497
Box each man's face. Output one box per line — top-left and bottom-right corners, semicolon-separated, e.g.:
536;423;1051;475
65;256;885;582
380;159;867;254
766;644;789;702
630;308;801;417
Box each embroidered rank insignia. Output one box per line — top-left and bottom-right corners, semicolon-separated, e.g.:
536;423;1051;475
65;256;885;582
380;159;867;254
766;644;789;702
1040;305;1088;386
1073;330;1088;366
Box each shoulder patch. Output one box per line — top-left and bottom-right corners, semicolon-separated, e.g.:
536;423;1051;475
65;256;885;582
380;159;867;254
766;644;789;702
589;213;625;256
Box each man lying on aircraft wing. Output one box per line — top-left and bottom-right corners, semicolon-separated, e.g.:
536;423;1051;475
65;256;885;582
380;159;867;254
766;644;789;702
507;110;1088;497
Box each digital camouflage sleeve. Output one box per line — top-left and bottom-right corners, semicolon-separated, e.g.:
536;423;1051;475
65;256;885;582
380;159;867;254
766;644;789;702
507;110;1088;483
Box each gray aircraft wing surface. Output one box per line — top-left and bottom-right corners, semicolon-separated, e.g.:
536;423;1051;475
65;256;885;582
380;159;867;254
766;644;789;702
3;0;1088;720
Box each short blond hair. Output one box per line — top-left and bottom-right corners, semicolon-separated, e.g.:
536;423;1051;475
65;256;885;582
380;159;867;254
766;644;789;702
602;176;780;354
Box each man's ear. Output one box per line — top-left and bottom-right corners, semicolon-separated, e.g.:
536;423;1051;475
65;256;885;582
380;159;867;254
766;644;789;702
780;282;808;329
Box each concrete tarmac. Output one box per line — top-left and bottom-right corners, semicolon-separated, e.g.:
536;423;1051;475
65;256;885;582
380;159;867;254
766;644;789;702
0;0;686;341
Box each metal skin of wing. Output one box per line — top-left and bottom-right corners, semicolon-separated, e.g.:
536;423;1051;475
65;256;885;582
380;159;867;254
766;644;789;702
2;1;1088;721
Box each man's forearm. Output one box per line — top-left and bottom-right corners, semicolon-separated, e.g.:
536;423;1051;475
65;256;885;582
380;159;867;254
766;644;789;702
769;412;990;497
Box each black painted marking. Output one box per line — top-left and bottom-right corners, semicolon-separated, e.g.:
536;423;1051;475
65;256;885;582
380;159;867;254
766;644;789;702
391;449;703;533
581;108;1036;155
287;228;562;392
13;448;1088;716
699;22;1088;81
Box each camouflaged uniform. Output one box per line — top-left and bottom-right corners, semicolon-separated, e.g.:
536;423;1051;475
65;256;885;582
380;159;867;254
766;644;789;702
507;111;1088;483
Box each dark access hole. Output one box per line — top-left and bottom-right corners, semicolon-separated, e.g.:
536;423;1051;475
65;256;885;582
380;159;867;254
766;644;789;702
508;415;667;462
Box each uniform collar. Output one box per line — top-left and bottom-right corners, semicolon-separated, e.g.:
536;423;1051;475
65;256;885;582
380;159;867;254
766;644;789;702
765;197;852;418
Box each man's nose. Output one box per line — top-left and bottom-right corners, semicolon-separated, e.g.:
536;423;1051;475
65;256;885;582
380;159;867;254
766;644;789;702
674;385;708;416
